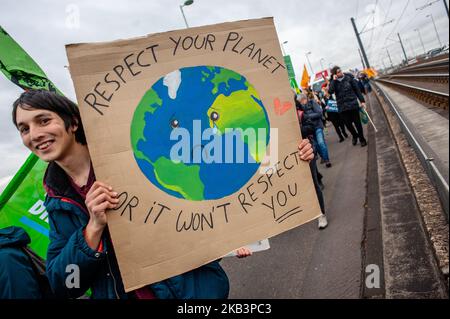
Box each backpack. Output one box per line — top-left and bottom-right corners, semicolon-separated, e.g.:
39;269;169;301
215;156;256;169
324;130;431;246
22;247;56;299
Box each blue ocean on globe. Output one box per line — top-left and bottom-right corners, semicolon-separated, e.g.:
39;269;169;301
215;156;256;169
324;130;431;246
130;66;270;201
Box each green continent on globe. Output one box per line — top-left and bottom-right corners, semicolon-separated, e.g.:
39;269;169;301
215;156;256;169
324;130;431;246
210;68;242;95
130;89;162;160
153;157;205;201
207;82;268;162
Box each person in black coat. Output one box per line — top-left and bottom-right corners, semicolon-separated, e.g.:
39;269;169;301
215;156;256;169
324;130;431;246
321;90;348;143
328;66;367;147
357;72;372;94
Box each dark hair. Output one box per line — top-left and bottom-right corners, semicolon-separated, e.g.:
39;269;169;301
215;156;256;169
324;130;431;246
12;89;87;145
331;66;341;76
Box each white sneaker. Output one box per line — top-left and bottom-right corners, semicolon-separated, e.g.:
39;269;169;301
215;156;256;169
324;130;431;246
318;215;328;229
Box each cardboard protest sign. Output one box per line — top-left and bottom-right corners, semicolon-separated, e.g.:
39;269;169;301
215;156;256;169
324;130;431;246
66;17;321;292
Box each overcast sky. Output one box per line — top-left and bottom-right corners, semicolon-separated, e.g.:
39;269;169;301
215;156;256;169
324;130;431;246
1;0;449;190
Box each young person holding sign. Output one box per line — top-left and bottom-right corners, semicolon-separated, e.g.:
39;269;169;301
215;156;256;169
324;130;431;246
12;89;314;299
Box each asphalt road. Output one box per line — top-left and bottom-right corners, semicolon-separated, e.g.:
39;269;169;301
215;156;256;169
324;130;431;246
222;121;368;299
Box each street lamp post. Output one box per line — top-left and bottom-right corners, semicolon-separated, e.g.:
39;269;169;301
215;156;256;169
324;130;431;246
444;0;450;18
386;48;394;68
358;48;366;69
397;33;408;64
305;51;314;75
383;47;394;68
179;0;194;28
426;14;442;48
406;38;416;58
415;28;426;55
382;59;387;70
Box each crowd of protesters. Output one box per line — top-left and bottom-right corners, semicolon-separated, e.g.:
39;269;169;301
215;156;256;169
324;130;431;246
295;66;371;230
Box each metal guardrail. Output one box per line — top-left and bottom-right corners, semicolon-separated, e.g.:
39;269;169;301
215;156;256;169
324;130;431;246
393;59;449;75
372;81;449;219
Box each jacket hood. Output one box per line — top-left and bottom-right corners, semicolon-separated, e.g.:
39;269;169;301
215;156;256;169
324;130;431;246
0;226;31;248
344;72;355;80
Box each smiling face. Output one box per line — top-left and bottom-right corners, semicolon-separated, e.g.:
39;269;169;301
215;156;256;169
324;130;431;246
15;106;78;162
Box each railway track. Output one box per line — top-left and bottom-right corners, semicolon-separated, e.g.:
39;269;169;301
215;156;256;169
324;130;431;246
376;56;449;114
375;78;449;114
383;73;449;85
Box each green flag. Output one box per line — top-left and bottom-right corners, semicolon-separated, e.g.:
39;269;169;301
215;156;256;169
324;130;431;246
0;26;61;259
0;159;49;259
283;55;296;79
283;55;300;93
0;26;59;93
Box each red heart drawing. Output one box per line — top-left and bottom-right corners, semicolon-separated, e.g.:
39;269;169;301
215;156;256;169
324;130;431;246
273;98;293;116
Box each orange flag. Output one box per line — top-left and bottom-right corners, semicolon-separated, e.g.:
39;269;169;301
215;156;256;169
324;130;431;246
300;64;310;88
365;67;378;78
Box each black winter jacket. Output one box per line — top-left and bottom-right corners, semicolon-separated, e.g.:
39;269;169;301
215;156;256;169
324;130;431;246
301;99;324;130
328;73;365;112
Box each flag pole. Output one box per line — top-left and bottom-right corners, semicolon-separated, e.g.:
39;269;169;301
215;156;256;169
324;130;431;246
363;108;378;133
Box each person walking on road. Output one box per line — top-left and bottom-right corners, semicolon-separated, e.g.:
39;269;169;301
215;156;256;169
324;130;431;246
322;90;348;143
328;66;367;147
357;71;372;95
296;93;332;168
295;95;328;229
